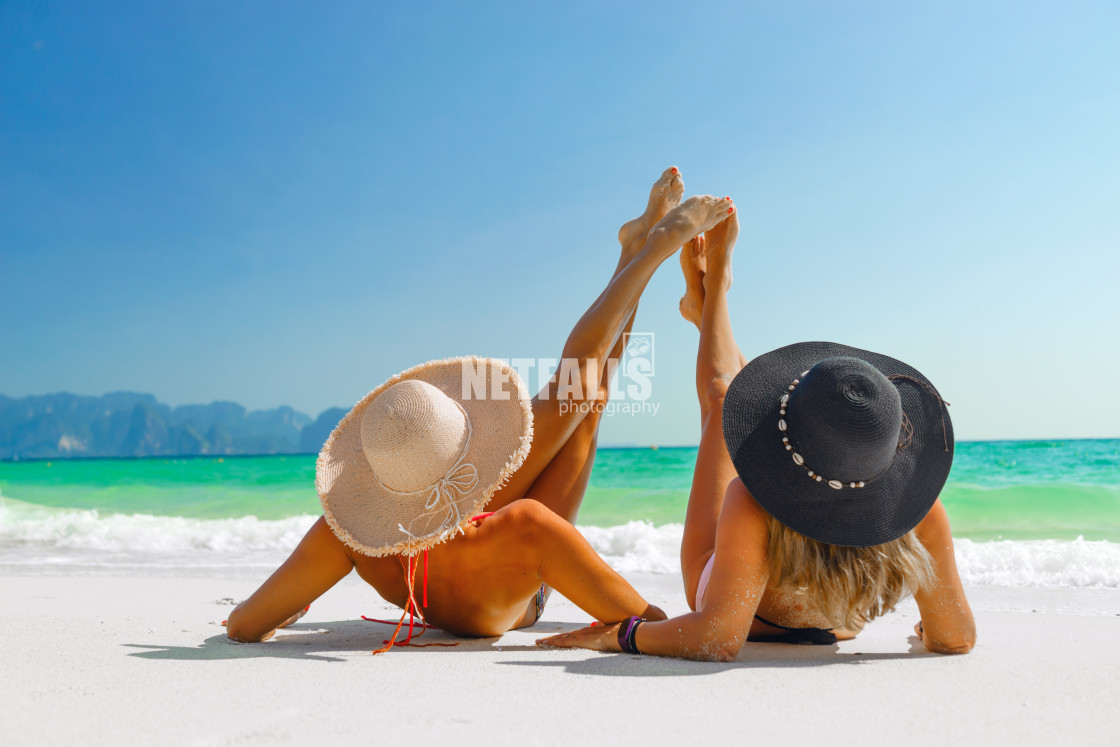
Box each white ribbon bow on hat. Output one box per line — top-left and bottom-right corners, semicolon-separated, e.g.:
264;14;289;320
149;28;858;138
410;460;478;540
377;407;479;546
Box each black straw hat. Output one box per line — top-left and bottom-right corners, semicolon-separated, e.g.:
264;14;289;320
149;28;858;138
722;342;954;547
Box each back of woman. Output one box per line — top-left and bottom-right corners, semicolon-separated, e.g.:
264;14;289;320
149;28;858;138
541;204;975;660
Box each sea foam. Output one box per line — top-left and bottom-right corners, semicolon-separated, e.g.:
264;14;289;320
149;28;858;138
582;522;1120;589
952;536;1120;588
2;502;1119;588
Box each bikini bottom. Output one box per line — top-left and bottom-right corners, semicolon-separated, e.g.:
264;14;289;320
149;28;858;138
695;553;837;646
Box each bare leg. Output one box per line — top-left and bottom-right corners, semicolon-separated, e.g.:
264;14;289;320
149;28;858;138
493;320;636;628
496;162;669;521
680;210;747;610
227;182;732;642
227;281;642;642
520;310;633;523
678;234;707;328
487;167;711;511
229;321;645;641
680;231;748;368
511;192;730;486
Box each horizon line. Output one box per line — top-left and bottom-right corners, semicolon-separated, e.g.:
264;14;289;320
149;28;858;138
2;436;1118;464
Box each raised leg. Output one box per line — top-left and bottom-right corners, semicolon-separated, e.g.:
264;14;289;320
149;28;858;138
680;231;748;367
505;194;730;497
490;306;635;629
519;308;634;523
679;234;707;329
487;167;702;511
679;210;747;610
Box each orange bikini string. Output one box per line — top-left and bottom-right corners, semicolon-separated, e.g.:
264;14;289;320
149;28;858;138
405;555;418;642
370;554;422;654
361;616;436;628
368;514;496;654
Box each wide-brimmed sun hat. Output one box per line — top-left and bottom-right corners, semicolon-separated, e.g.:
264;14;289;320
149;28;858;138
722;342;953;548
316;356;533;557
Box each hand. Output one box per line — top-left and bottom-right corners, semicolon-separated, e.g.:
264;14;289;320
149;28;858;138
537;622;623;652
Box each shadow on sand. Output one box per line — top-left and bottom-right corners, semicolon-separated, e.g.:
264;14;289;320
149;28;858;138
123;619;586;663
500;635;933;677
126;619;933;674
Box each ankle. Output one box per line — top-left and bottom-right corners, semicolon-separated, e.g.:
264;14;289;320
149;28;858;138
640;228;680;261
703;268;731;294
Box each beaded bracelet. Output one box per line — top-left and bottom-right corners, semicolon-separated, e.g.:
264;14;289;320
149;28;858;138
617;615;644;654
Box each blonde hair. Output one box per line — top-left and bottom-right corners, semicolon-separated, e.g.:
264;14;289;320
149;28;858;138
765;515;935;630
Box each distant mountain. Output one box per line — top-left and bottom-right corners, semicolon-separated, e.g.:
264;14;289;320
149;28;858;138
0;392;345;460
299;407;348;455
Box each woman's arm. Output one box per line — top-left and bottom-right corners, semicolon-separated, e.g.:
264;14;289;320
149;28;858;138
912;499;976;654
539;479;769;661
225;516;353;642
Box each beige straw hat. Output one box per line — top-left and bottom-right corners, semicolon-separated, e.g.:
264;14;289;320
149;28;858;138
316;356;533;557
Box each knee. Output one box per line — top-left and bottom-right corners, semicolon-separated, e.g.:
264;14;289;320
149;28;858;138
570;407;602;444
704;376;732;412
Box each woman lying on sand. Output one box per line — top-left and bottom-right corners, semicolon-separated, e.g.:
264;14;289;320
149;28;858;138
226;168;737;647
541;207;977;660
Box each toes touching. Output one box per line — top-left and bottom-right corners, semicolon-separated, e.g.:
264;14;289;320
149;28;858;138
649;194;735;251
621;167;738;311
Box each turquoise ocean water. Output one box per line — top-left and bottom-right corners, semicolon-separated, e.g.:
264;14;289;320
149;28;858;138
1;440;1118;585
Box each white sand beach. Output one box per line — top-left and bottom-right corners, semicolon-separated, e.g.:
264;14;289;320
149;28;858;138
2;571;1117;746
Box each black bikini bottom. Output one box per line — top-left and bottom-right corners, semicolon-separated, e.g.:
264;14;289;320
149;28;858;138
748;614;838;645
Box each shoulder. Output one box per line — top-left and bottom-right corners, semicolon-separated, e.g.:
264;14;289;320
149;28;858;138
915;499;953;544
723;478;767;517
717;478;770;545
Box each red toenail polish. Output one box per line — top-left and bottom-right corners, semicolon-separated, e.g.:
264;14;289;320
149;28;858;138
725;196;731;200
671;168;678;173
728;207;735;214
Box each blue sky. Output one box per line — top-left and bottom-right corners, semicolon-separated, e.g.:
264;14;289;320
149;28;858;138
2;1;1118;444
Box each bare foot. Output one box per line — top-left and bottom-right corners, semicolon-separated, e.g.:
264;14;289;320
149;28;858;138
679;234;707;328
643;195;735;262
702;207;739;294
617;166;685;268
